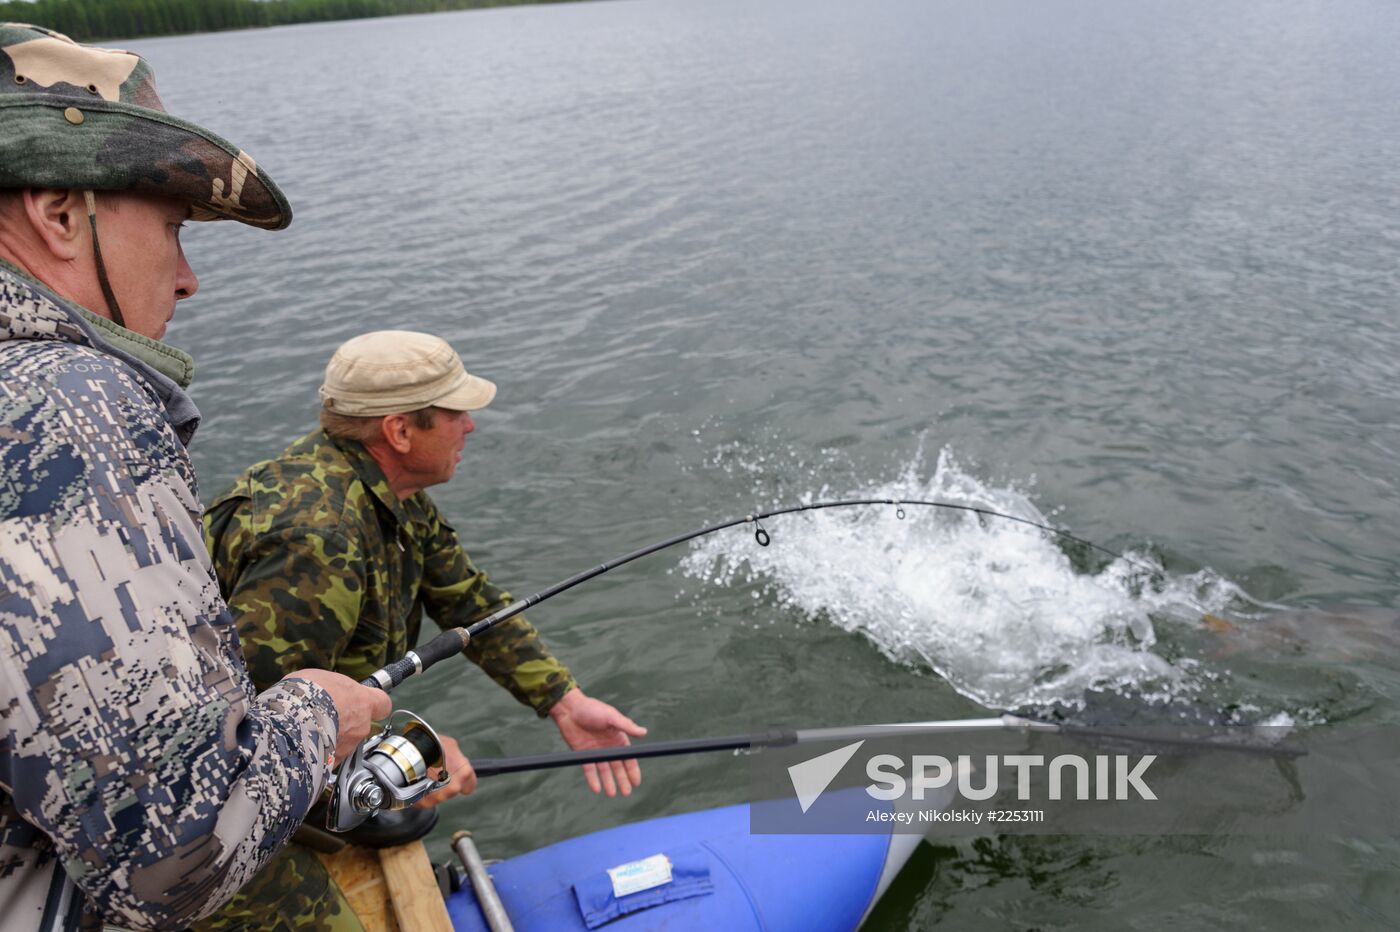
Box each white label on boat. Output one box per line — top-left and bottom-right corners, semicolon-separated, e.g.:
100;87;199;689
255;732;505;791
607;853;673;898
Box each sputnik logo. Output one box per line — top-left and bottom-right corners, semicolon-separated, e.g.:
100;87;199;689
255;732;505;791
787;741;865;813
787;743;1158;811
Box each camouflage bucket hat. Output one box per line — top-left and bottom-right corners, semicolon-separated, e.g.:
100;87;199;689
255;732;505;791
0;23;290;229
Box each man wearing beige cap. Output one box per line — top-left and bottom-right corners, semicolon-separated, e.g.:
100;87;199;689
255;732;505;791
201;331;646;930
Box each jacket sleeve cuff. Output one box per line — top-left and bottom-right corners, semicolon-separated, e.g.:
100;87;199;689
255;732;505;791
532;673;580;718
261;676;340;793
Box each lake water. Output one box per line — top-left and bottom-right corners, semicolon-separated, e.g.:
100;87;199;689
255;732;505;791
130;0;1399;926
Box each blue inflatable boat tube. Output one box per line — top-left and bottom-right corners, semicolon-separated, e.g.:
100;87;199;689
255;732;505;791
446;785;953;931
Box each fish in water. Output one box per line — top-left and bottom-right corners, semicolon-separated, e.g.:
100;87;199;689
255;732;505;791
1200;606;1400;664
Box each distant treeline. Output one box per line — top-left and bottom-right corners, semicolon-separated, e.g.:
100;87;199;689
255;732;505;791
0;0;574;42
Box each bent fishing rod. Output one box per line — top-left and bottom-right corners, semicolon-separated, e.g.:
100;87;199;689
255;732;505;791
363;497;1156;692
328;501;1293;828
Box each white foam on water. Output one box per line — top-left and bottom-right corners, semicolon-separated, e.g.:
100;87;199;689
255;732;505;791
680;448;1252;712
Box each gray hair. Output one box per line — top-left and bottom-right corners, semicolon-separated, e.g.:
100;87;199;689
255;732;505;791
318;405;439;444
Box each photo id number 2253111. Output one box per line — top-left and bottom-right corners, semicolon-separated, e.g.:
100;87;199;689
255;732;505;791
985;810;1045;823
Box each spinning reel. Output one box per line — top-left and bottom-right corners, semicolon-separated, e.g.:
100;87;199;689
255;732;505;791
325;710;449;832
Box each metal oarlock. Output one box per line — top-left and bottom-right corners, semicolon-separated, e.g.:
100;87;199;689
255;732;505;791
454;832;515;932
325;710;449;832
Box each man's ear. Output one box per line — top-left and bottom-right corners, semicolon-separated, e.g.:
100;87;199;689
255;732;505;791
22;188;87;261
380;413;412;454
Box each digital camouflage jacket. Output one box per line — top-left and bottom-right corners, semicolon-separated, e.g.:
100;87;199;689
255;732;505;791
0;264;338;930
204;430;577;712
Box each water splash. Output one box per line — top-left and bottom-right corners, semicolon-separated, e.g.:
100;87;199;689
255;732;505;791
680;448;1253;712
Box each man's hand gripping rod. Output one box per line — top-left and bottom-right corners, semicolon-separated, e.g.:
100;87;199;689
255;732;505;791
321;630;480;833
326;603;566;831
323;709;451;832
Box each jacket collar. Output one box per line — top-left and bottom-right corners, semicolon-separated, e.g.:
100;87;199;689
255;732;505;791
0;259;201;444
327;433;414;528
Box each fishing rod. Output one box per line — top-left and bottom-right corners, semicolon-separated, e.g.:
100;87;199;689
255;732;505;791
322;712;1303;831
329;501;1285;831
363;497;1155;692
467;713;1305;780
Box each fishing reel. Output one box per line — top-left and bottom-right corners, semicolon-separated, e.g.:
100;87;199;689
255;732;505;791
325;710;449;833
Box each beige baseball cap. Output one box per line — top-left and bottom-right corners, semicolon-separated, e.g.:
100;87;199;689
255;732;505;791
319;331;497;417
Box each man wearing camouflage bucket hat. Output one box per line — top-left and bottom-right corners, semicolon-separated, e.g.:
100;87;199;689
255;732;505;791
0;24;390;931
200;331;647;930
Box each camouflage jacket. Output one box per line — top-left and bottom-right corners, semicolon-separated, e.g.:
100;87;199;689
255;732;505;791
0;264;338;931
204;430;577;713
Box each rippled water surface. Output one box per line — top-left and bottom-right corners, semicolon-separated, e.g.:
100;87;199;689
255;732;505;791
132;0;1400;926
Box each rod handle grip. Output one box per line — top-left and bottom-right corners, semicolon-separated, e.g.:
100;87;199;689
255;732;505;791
361;628;471;691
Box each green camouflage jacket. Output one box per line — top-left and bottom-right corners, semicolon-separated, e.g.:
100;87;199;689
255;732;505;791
204;430;576;713
0;264;337;930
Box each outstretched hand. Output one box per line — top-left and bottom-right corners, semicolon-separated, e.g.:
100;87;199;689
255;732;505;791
548;688;647;796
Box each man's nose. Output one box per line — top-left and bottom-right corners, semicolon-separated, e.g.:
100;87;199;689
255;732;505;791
175;246;199;300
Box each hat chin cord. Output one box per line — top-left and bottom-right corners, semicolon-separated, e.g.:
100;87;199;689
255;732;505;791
82;190;127;330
